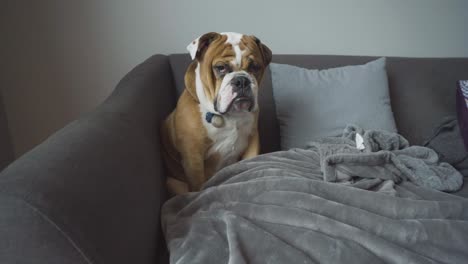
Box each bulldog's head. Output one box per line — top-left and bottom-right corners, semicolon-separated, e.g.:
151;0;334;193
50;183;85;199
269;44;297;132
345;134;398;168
186;32;272;115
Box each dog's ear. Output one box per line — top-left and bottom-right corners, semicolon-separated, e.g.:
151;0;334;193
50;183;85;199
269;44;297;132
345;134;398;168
251;36;272;66
187;32;220;61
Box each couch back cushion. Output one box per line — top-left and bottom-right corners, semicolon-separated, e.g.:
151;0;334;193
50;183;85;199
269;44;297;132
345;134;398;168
169;54;468;153
270;58;398;149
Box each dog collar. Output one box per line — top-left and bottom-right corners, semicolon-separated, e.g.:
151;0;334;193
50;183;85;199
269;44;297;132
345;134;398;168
205;112;216;123
205;112;225;128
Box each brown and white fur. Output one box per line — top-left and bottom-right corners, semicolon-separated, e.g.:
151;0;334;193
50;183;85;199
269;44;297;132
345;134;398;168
160;32;272;195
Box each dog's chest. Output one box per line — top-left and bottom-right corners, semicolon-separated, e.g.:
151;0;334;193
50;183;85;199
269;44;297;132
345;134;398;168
204;113;254;168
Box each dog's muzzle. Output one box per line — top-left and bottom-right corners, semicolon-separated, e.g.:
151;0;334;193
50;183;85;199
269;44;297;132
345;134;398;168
216;73;255;114
229;76;254;112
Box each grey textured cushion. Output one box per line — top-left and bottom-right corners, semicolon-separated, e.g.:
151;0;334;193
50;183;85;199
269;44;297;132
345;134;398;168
270;58;397;149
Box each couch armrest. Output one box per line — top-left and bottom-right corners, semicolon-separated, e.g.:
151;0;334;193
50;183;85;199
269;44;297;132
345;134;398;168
0;55;176;264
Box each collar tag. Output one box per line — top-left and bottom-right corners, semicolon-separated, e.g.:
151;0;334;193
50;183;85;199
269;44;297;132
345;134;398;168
205;112;224;128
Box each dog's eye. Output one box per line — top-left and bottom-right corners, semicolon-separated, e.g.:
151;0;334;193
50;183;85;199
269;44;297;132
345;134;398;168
249;63;261;73
214;65;227;74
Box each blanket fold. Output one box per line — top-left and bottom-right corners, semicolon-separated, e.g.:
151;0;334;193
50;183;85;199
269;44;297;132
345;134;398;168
308;125;463;192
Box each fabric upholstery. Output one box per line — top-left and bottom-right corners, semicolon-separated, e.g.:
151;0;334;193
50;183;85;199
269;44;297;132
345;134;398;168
0;55;176;264
270;58;396;149
0;194;89;264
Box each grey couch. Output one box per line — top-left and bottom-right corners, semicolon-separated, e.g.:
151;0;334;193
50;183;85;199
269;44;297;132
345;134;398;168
1;54;467;264
0;92;14;172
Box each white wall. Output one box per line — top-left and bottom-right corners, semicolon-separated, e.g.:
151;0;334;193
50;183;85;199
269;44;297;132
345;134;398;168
156;0;468;57
2;0;468;156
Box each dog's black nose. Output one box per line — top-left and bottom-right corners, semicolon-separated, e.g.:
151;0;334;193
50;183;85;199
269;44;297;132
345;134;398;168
231;76;251;90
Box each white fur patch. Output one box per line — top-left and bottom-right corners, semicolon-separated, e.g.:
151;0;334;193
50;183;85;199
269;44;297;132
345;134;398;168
187;32;244;61
233;45;243;67
221;32;243;45
195;63;217;113
187;36;200;60
222;32;244;67
201;106;255;170
217;72;237;113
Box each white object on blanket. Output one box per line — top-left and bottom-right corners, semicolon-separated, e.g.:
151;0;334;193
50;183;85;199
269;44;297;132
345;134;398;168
356;133;365;150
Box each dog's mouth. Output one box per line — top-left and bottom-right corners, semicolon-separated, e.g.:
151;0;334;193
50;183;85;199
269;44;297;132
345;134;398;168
229;96;253;113
216;95;254;114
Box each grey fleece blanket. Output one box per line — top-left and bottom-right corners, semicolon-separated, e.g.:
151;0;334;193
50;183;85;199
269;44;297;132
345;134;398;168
162;126;467;264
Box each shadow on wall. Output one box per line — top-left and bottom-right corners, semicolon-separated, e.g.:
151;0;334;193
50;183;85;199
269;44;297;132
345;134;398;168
1;1;155;157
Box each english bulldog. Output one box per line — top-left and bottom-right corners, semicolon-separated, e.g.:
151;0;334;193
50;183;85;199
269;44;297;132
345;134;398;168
161;32;272;194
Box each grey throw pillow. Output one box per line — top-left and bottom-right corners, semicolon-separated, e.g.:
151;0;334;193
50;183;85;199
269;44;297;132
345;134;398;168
270;58;397;150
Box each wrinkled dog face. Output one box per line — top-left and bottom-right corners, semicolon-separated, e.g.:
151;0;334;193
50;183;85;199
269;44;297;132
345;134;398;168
187;32;272;114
